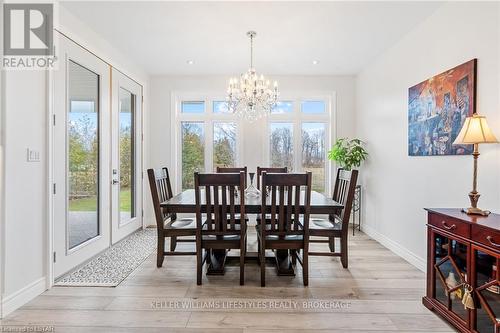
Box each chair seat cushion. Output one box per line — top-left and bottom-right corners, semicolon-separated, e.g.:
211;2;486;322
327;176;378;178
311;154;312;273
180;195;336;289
255;224;303;241
165;217;196;229
202;223;245;241
309;216;342;230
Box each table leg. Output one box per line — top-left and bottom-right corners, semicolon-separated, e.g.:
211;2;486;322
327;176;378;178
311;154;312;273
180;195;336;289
275;249;295;276
206;249;227;275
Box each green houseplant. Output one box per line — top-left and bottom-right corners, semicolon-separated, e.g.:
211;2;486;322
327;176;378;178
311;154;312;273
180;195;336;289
328;138;368;170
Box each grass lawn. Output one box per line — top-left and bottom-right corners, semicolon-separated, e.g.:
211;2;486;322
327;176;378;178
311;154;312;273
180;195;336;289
69;189;131;212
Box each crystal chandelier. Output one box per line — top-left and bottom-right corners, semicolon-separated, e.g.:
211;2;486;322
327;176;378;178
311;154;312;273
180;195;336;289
227;31;279;121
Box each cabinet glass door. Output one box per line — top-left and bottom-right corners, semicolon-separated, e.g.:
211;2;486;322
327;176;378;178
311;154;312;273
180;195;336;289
433;233;469;323
473;247;500;332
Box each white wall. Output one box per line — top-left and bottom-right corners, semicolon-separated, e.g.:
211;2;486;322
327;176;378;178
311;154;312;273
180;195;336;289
146;75;355;225
0;6;149;317
355;2;500;270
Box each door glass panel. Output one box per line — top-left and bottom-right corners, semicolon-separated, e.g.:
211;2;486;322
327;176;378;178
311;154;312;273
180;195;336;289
302;122;326;193
181;122;205;190
119;88;135;223
67;60;99;249
270;123;294;171
433;234;468;322
213;122;237;170
474;249;500;332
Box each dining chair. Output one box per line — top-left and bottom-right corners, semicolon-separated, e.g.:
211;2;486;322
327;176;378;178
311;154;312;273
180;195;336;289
256;166;287;191
307;168;358;268
257;171;312;287
147;167;196;268
216;166;248;187
194;171;247;285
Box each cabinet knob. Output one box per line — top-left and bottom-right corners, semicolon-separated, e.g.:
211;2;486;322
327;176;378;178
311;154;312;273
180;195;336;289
441;221;456;230
486;236;500;247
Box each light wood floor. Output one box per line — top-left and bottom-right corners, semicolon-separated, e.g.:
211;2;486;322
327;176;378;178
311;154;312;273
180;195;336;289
1;226;455;332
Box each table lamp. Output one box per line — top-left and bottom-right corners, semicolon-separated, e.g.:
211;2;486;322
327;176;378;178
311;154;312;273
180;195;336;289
453;114;499;216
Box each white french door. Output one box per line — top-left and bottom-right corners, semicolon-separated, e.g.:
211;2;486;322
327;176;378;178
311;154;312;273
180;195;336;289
53;36;111;277
110;69;143;244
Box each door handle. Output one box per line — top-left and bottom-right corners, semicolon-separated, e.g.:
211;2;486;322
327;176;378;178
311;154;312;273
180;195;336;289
112;179;119;185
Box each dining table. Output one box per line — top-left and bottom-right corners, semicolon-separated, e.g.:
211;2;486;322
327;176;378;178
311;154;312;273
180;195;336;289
160;189;343;276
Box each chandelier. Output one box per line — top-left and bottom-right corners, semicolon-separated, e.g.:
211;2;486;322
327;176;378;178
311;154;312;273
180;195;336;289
227;31;279;121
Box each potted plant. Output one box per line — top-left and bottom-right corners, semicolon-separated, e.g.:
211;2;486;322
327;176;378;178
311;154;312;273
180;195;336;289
327;138;368;171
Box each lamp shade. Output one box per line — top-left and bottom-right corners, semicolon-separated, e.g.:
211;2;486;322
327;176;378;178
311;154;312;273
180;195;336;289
453;114;499;145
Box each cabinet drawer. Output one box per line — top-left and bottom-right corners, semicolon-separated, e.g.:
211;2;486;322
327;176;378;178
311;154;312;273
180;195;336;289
472;225;500;251
429;213;470;238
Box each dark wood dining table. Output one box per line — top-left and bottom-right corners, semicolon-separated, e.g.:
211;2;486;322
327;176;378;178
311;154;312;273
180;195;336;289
160;189;343;276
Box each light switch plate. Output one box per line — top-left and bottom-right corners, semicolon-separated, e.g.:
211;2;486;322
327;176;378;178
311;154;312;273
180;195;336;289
27;148;40;162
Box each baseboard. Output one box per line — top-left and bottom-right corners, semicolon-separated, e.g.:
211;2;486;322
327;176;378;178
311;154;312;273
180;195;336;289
1;277;46;318
361;224;426;272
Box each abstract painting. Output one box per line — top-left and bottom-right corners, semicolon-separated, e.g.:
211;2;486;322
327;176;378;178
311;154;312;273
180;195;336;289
408;59;476;156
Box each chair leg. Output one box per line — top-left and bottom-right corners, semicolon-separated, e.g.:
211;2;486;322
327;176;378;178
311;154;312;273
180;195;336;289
157;236;165;268
240;237;245;286
291;250;297;266
260;239;266;287
341;235;348;269
302;247;309;287
329;237;335;252
196;242;203;285
170;236;177;251
257;238;261;265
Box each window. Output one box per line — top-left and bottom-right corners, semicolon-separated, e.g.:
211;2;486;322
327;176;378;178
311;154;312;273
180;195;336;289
213;122;237;169
269;123;294;171
302;123;326;192
271;101;293;114
213;101;230;114
267;98;331;193
174;94;332;194
301;100;326;114
176;98;240;190
181;122;205;190
181;101;204;114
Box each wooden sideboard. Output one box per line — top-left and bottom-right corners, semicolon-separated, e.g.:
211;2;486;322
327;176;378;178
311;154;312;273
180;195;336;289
424;208;500;332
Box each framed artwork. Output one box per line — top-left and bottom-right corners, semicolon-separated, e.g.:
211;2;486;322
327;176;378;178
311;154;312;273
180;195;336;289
408;59;476;156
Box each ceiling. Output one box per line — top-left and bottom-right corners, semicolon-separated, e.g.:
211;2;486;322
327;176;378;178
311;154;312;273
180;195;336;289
60;1;443;76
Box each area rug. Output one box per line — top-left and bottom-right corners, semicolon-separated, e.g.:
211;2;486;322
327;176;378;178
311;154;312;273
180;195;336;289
55;228;156;287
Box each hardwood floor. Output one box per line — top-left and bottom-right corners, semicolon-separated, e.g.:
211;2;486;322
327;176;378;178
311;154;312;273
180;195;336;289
0;226;455;332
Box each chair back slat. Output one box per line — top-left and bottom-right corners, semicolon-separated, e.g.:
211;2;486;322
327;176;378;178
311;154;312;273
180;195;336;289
213;185;220;231
332;168;359;230
205;185;212;231
229;186;236;230
278;185;285;232
260;172;312;237
294;185;301;230
270;186;277;230
195;172;246;234
148;167;176;230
